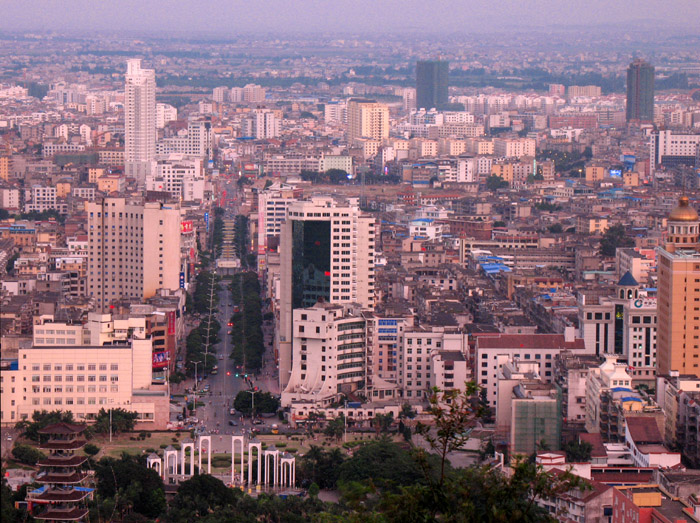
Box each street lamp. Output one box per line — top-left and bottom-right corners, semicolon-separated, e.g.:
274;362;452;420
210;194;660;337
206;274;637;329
245;389;258;418
192;360;202;391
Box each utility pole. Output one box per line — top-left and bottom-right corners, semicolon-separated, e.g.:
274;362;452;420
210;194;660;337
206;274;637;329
192;360;201;391
245;389;257;418
344;399;348;443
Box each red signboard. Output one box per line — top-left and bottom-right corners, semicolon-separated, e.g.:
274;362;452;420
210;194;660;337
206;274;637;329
167;310;176;336
152;351;169;369
181;221;193;234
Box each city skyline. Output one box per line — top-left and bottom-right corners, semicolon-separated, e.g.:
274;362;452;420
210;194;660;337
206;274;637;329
1;5;700;521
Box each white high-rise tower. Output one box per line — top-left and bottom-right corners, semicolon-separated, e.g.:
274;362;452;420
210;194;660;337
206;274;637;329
125;59;156;184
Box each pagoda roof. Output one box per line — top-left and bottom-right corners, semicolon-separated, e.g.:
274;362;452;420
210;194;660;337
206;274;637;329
37;422;87;436
37;455;88;468
35;506;89;521
38;439;87;451
31;487;92;503
36;471;88;485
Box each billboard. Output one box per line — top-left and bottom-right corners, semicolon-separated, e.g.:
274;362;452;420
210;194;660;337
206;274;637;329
181;221;193;234
609;169;622;179
153;351;169;369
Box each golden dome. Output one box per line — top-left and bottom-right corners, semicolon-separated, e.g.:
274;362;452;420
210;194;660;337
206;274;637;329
669;196;699;222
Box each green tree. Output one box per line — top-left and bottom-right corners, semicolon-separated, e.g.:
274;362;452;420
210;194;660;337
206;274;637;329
84;443;100;456
563;440;593;462
371;412;394;437
599;223;634;256
93;408;138;434
169;474;236;519
338;437;433;491
233;390;279;416
486;175;509;191
399;403;416;420
324;415;345;442
95;455;166;518
415;382;481;486
1;471;19;522
297;445;344;489
548;223;563;234
11;444;45;465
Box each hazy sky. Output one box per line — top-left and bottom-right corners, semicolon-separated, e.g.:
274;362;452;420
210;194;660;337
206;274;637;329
0;0;698;34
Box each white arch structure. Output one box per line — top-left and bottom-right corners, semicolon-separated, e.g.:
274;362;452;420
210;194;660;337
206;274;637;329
198;435;212;475
181;439;196;476
247;439;262;485
263;447;280;486
280;453;296;488
231;435;245;485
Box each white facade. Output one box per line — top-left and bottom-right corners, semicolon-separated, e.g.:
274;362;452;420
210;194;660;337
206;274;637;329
156;103;177;129
324;101;346;123
124;59;156;183
156;120;213;158
282;304;366;405
476;333;587;408
243;109;280;139
320;155;352;174
0;187;21;210
256;184;297;257
146;156;205;201
493;138;536;158
650;130;700;166
24;185;61;213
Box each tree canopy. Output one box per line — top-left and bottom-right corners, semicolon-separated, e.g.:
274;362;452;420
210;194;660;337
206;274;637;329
599;223;634;256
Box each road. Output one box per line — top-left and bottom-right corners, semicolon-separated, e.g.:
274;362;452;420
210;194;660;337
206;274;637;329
179;178;280;438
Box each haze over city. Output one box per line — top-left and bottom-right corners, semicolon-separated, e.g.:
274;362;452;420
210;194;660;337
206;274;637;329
1;1;700;522
1;0;700;33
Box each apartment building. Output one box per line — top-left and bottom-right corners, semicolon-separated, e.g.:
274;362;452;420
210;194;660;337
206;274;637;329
87;197;182;311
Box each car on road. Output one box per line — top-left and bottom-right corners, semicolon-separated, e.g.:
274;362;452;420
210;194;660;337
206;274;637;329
211;369;218;375
228;420;237;426
218;355;224;360
5;434;12;441
252;419;263;425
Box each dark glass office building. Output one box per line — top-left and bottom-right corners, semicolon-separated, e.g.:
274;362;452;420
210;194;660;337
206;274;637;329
416;60;449;111
291;220;331;308
626;59;655;122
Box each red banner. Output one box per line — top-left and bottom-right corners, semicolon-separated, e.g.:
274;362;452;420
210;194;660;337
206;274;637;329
167;310;176;336
181;221;193;233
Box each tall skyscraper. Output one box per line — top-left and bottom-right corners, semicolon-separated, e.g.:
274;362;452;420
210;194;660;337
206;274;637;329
278;197;376;389
657;196;700;378
626;59;655;122
87;197;182;311
125;59;156;183
347;99;389;143
416;60;449;111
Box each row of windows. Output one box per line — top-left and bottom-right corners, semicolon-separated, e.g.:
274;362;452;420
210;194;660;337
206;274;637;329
31;395;117;406
31;375;118;382
31;363;118;371
32;385;118;393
